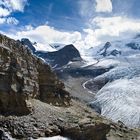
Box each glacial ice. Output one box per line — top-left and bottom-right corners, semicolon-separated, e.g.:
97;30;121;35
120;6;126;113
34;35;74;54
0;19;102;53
90;37;140;127
94;64;140;82
92;77;140;127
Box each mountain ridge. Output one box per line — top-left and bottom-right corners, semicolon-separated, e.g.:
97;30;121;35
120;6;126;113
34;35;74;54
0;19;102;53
21;38;82;68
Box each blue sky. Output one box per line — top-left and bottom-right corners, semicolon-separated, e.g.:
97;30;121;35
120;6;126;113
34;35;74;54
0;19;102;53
12;0;84;30
0;0;140;51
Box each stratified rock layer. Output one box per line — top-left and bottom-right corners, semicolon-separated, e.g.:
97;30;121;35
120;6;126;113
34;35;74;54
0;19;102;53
0;34;70;115
37;61;70;106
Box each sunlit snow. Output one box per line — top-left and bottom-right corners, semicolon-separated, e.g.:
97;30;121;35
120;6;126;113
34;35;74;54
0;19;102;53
32;136;69;140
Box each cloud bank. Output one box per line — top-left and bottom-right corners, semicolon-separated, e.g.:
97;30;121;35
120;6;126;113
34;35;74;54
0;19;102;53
90;16;140;41
3;15;140;54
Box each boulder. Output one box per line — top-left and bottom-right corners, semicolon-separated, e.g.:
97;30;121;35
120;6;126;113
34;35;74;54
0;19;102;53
60;122;110;140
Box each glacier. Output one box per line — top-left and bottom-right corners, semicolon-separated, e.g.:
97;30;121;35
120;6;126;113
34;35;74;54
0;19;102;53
92;77;140;127
89;36;140;128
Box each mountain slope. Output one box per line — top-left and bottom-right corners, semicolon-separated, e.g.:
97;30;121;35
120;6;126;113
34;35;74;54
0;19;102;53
36;44;82;68
21;38;36;53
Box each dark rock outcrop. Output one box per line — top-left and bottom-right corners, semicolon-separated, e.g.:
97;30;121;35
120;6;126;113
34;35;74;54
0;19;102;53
0;37;38;115
42;44;82;67
0;99;111;140
21;38;36;53
99;42;111;56
98;42;121;57
126;42;140;50
61;121;110;140
110;49;121;56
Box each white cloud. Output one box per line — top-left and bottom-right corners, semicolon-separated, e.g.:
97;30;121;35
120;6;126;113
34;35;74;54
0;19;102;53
0;0;28;12
72;16;140;50
0;7;10;17
6;24;82;51
17;25;82;44
78;0;95;17
95;0;112;13
81;29;101;48
0;0;28;25
91;16;140;40
25;25;34;30
6;17;19;25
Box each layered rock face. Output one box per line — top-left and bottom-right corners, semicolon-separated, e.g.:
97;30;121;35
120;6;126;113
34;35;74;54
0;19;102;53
37;61;70;106
0;34;70;115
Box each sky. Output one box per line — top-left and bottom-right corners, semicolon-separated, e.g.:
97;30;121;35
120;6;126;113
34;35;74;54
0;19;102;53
0;0;140;51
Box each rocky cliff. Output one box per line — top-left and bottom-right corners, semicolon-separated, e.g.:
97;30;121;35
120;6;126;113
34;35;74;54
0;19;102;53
0;34;70;115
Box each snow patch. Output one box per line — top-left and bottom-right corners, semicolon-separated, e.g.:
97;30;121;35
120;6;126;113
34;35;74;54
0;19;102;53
32;136;69;140
95;58;120;68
